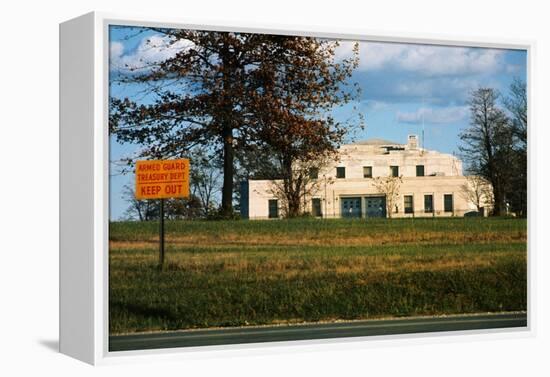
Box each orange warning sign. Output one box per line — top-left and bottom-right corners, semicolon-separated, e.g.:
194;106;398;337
135;159;190;200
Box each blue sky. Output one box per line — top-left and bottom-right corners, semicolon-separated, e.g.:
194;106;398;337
109;25;527;220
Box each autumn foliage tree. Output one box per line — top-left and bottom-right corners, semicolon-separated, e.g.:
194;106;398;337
110;29;360;218
247;40;362;217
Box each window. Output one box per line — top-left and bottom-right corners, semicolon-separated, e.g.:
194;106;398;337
309;167;319;179
336;166;346;178
268;199;279;218
424;194;433;213
390;166;399;177
363;166;373;178
404;195;414;214
312;198;322;217
444;194;454;213
416;165;425;177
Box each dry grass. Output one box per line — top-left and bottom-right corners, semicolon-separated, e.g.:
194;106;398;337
110;230;526;250
109;217;527;333
110;249;518;277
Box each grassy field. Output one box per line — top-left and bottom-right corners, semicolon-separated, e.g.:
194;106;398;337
109;217;527;335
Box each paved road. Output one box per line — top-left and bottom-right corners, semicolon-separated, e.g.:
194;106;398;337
109;312;527;352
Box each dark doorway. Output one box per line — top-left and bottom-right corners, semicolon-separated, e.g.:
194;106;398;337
312;198;322;217
268;199;279;218
341;197;362;218
365;196;386;218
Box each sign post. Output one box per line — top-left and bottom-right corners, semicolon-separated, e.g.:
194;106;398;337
159;198;165;267
135;159;190;268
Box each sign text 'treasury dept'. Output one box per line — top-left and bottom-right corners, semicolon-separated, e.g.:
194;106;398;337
135;159;190;200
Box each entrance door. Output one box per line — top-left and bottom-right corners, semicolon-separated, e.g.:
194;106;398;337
268;199;279;219
312;198;322;217
341;197;362;218
365;196;386;218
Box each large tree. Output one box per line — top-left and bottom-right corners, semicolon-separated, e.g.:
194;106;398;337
245;40;362;217
504;78;527;216
459;88;515;216
504;78;527;146
110;29;359;218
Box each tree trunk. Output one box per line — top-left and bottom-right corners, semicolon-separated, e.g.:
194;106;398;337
282;158;301;218
492;181;505;216
287;190;301;218
221;124;234;217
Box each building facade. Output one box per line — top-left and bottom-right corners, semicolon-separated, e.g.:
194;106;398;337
240;135;492;219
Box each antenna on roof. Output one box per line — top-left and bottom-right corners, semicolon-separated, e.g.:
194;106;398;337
421;96;425;155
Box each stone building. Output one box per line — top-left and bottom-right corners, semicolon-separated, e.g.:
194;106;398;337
240;135;492;219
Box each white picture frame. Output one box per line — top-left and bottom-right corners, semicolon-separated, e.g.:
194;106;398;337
59;11;534;365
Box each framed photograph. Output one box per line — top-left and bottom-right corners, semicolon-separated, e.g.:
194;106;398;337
60;12;531;364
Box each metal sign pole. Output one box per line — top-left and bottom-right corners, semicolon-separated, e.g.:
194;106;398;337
135;159;189;269
159;198;165;268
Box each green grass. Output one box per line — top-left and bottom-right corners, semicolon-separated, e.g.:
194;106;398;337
110;217;526;241
109;217;527;334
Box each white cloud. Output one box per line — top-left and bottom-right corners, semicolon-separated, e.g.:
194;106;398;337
337;41;505;76
506;64;522;74
110;35;194;72
396;106;469;125
110;41;124;60
361;73;485;106
362;100;389;111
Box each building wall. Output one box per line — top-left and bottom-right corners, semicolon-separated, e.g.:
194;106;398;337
242;137;490;219
246;176;484;219
323;143;463;179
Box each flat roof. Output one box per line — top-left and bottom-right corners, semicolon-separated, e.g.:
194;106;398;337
350;138;404;146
